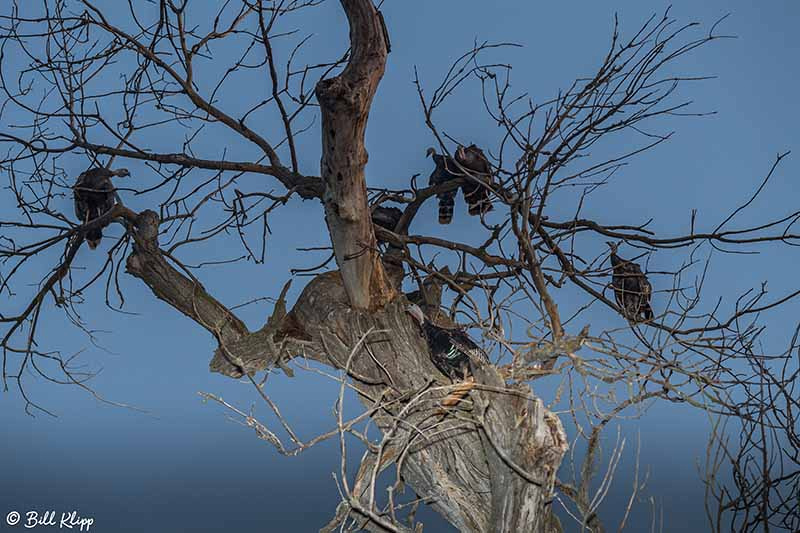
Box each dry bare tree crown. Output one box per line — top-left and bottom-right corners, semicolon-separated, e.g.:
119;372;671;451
0;2;797;532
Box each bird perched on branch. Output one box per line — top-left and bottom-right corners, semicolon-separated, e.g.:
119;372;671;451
371;205;405;288
454;144;493;217
73;167;129;249
607;242;654;323
406;303;489;381
426;145;494;225
426;148;460;224
370;205;403;237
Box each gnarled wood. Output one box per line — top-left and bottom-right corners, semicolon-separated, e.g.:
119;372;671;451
215;268;565;532
288;272;567;532
124;210;566;531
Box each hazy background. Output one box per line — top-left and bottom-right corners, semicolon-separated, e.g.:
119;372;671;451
1;1;798;532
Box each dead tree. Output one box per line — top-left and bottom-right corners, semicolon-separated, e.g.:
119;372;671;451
0;2;797;532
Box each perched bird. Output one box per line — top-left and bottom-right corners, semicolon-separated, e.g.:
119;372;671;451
370;205;403;237
454;144;493;217
371;205;405;288
406;303;490;381
607;242;654;323
426;148;460;224
73;167;129;249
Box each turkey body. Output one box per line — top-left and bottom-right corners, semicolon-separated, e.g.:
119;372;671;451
426;145;494;224
73;168;120;249
454;144;493;217
409;304;490;381
608;246;654;322
370;205;403;235
371;205;405;287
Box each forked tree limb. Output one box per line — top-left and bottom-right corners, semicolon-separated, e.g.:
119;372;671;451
125;209;251;373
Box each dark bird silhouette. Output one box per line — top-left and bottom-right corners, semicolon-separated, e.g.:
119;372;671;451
73;167;129;249
426;147;460;224
454;144;493;217
370;205;403;237
407;304;489;380
371;205;405;287
426;145;494;225
607;242;654;323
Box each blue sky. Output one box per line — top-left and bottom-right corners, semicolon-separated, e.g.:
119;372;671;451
1;1;798;532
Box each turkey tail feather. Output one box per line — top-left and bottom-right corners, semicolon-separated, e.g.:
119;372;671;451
438;193;455;224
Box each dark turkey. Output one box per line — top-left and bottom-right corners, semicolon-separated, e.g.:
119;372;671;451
73;167;129;249
370;205;403;237
371;205;405;287
454;144;493;217
407;304;490;380
607;242;654;323
426;148;460;224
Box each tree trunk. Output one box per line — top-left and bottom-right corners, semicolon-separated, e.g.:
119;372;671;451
278;271;568;532
129;239;567;530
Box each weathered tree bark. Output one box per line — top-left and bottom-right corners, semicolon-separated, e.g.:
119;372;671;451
315;0;394;311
